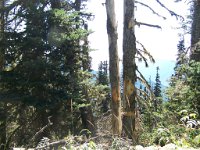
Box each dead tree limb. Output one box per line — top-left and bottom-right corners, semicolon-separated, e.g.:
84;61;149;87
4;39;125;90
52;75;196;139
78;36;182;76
135;21;162;29
156;0;184;20
35;140;66;150
31;116;53;142
135;1;166;20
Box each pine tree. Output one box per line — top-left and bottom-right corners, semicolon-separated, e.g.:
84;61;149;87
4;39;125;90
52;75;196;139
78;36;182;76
97;61;110;113
0;0;6;148
174;36;188;79
176;38;186;67
154;67;161;97
189;1;200;115
0;0;94;145
97;61;109;85
153;67;162;112
191;0;200;61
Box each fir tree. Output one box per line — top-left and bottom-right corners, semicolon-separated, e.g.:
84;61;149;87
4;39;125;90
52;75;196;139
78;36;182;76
153;66;162;112
97;61;109;85
0;0;94;146
154;67;161;97
174;36;188;79
97;61;110;113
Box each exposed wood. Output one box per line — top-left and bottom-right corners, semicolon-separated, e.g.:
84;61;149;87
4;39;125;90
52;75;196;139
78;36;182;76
106;0;122;136
123;0;137;144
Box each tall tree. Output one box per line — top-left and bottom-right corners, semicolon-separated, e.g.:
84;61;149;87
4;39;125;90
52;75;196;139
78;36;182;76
123;0;137;143
97;61;110;112
191;0;200;61
106;0;122;136
0;0;7;149
0;0;94;146
0;0;4;70
73;0;96;136
189;1;200;115
154;67;161;97
153;66;161;112
174;36;188;80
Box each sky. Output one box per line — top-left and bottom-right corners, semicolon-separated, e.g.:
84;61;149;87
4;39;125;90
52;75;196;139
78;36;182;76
87;0;191;86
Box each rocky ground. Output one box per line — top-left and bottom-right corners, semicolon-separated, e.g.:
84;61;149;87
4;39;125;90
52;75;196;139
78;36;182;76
33;134;200;150
13;135;200;150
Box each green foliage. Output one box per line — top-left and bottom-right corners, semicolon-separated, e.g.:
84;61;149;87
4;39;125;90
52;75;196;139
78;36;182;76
0;0;103;147
193;134;200;147
154;66;162;98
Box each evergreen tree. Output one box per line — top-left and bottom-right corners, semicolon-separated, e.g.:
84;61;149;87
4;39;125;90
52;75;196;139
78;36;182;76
97;61;110;113
189;0;200;115
97;61;109;85
174;36;188;79
0;0;7;148
154;67;161;97
191;0;200;61
166;37;190;114
0;0;94;146
153;66;161;112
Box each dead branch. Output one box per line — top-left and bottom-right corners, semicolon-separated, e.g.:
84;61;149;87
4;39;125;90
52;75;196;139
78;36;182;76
136;41;155;64
35;140;66;150
136;68;155;101
135;1;166;20
136;50;149;67
156;0;184;20
135;21;162;29
31;116;53;142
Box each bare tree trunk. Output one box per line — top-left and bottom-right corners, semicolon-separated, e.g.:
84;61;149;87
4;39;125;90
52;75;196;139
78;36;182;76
106;0;122;136
123;0;137;144
191;1;200;61
0;1;6;149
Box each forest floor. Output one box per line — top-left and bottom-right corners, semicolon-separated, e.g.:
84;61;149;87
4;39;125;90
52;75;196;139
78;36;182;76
15;114;200;150
35;134;200;150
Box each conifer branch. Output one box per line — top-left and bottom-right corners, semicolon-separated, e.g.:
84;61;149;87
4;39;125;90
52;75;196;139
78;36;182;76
135;1;166;20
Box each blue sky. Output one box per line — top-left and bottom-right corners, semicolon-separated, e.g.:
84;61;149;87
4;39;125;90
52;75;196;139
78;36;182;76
87;0;190;86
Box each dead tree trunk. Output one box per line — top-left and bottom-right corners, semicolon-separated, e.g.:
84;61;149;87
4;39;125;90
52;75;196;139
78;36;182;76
123;0;137;144
106;0;122;136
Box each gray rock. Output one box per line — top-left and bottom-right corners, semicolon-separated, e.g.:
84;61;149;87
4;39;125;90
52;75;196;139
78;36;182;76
161;143;177;150
135;145;144;150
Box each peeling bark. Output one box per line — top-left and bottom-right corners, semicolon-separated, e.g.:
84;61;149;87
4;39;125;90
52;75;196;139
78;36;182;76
106;0;122;136
123;0;137;144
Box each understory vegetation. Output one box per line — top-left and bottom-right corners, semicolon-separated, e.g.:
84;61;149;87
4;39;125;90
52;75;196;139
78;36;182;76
0;0;200;149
